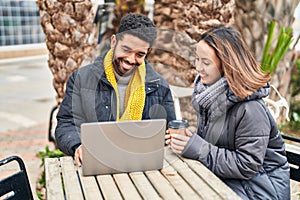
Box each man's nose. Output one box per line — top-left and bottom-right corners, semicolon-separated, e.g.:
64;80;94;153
126;53;136;64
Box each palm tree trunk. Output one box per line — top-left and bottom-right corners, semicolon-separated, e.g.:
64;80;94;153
36;0;98;105
98;0;149;46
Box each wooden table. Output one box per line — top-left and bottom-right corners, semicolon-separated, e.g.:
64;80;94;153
45;147;241;200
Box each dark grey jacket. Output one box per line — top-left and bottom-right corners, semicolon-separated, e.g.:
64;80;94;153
183;91;290;199
55;52;176;156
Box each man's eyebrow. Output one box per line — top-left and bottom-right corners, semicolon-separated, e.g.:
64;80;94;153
121;45;132;51
121;45;147;54
138;51;147;55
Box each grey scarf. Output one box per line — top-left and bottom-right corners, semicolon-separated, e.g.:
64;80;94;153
192;76;232;144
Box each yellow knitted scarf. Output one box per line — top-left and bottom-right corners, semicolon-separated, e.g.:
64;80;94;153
104;50;146;121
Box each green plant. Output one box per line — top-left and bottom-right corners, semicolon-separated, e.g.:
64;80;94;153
36;146;64;200
36;191;43;200
36;145;64;167
280;113;300;135
261;21;294;75
280;78;300;137
291;58;300;97
283;58;300;135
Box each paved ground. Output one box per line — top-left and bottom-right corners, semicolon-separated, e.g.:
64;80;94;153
0;55;56;132
0;123;55;200
0;55;56;199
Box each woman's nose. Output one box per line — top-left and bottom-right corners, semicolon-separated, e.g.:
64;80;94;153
196;64;203;72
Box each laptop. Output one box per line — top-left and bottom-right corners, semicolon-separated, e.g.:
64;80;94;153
81;119;166;176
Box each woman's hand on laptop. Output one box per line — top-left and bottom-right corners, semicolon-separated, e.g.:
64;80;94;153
74;145;83;166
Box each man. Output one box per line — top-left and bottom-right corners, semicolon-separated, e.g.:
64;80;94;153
55;13;176;166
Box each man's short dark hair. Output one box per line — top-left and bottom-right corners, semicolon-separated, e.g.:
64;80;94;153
117;13;157;47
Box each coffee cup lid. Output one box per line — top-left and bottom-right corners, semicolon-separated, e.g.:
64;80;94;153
168;119;189;129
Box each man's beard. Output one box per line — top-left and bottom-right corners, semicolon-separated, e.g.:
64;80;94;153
112;56;139;77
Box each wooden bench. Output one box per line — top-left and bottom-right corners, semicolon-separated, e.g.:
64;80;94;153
45;147;241;200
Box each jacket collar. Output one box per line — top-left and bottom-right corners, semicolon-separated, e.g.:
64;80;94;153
228;82;270;103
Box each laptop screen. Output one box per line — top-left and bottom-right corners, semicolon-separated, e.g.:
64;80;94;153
81;119;166;176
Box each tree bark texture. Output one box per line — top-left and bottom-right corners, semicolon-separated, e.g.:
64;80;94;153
37;0;98;105
148;0;235;127
98;0;149;49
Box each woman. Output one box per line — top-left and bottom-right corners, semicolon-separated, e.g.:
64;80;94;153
166;25;290;199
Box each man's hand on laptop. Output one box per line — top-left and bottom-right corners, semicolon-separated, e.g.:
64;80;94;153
74;145;83;166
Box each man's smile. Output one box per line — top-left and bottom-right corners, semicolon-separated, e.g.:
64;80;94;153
119;58;138;71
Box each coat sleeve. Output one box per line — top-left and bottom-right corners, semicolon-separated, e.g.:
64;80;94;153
55;71;85;156
162;86;176;123
182;101;270;179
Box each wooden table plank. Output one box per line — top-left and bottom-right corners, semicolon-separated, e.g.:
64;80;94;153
45;150;242;200
145;160;181;200
45;158;64;200
184;158;242;200
78;168;103;200
161;160;201;200
113;173;142;199
60;157;84;200
130;172;162;200
96;174;123;200
165;149;221;200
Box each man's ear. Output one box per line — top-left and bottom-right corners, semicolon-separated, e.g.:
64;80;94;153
111;35;116;49
147;48;152;54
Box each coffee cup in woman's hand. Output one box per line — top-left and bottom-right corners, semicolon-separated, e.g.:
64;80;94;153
168;119;189;136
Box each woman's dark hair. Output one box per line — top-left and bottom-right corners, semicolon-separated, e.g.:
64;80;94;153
117;13;157;47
